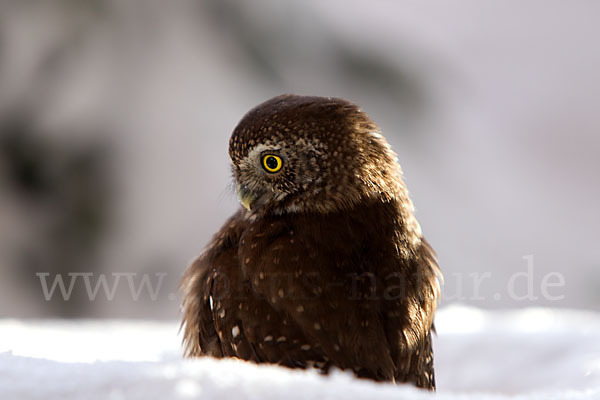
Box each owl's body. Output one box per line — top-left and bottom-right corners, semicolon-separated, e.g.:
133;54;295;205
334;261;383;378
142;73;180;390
181;95;441;390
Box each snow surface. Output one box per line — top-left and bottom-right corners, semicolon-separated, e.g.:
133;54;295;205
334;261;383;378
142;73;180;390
1;306;599;400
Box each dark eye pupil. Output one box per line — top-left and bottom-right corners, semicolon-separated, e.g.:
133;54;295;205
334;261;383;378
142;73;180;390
266;156;278;170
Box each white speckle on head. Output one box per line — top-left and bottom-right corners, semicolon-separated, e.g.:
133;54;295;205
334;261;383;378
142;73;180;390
264;335;273;342
232;326;240;338
278;288;284;298
218;309;225;319
301;344;311;351
277;336;286;342
334;344;341;352
296;305;304;313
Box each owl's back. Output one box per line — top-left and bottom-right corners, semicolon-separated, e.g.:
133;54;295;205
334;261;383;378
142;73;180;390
181;198;440;389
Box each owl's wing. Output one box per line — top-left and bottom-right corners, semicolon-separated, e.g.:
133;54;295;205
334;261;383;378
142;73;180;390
382;238;441;389
180;210;246;358
182;209;330;365
181;209;299;363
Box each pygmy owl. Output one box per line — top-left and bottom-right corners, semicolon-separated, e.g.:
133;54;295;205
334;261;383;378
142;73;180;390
181;94;441;390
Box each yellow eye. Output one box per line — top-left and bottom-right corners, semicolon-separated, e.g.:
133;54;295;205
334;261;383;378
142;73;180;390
262;154;283;173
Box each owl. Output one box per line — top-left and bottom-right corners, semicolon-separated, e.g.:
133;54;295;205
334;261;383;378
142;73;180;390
181;94;441;390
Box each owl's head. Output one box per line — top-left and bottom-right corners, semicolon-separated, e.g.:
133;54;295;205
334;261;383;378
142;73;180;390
229;94;406;215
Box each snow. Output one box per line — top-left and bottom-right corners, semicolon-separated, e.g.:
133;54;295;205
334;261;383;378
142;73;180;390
1;306;600;400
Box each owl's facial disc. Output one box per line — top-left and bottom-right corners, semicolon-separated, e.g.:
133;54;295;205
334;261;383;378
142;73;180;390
234;144;292;211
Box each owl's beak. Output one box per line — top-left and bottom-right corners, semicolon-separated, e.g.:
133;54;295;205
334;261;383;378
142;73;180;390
237;184;257;211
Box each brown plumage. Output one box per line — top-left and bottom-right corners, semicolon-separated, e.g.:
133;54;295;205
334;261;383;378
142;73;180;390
181;94;441;390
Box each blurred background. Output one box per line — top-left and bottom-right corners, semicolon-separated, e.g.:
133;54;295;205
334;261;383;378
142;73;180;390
0;0;598;319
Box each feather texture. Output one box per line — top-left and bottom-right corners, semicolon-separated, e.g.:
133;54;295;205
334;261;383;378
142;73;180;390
181;95;441;390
